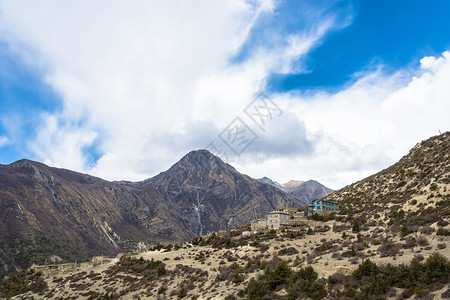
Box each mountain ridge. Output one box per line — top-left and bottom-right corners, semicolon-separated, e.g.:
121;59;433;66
0;149;308;280
257;176;334;203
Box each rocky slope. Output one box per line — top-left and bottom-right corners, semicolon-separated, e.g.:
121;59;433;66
2;221;448;299
0;160;163;280
327;132;450;231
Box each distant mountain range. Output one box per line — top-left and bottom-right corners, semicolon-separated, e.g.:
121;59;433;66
0;150;307;279
257;177;333;203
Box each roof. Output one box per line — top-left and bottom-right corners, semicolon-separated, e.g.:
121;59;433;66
267;211;290;215
312;199;338;204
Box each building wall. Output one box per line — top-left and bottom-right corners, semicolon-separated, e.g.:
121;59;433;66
251;210;291;231
304;200;339;216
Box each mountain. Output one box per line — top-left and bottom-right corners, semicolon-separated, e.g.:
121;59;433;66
257;177;285;189
0;150;306;279
124;150;308;236
257;177;333;203
0;159;166;279
327;132;450;230
283;180;334;203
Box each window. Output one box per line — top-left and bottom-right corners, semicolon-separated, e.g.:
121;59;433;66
317;206;321;210
275;219;278;223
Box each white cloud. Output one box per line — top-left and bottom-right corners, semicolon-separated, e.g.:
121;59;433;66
0;0;338;180
2;1;447;190
235;52;450;189
0;135;9;147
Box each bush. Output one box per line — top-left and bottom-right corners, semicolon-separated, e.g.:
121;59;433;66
246;278;267;300
343;282;356;297
278;247;299;256
378;240;400;257
417;236;429;246
436;228;450;236
266;261;292;289
328;272;347;285
289;266;326;300
352;221;360;233
292;266;318;282
353;259;379;279
423;252;449;284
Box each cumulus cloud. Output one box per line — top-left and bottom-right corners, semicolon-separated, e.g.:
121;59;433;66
1;1;448;189
236;51;450;188
0;0;340;181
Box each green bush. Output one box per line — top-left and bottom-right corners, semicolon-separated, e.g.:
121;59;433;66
343;282;356;297
246;278;267;300
292;266;318;283
266;260;292;289
353;259;379;279
436;228;449;236
423;252;449;284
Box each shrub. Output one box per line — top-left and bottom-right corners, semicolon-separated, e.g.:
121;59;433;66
266;261;292;289
246;278;267;300
157;286;167;294
328;272;347;285
278;247;299;256
437;219;449;227
378;240;400;257
352;221;360;233
178;287;187;298
417;236;429;246
400;224;412;237
436;228;450;236
292;266;318;282
289;266;326;300
353;259;379;279
423;252;449;284
299;280;327;300
402;236;416;249
343;282;356;297
360;276;388;296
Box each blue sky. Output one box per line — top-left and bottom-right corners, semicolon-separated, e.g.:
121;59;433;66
265;1;450;92
0;0;450;188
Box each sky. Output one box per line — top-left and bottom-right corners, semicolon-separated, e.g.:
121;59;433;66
0;0;450;189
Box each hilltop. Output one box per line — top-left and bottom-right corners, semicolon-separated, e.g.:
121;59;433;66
326;132;450;234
